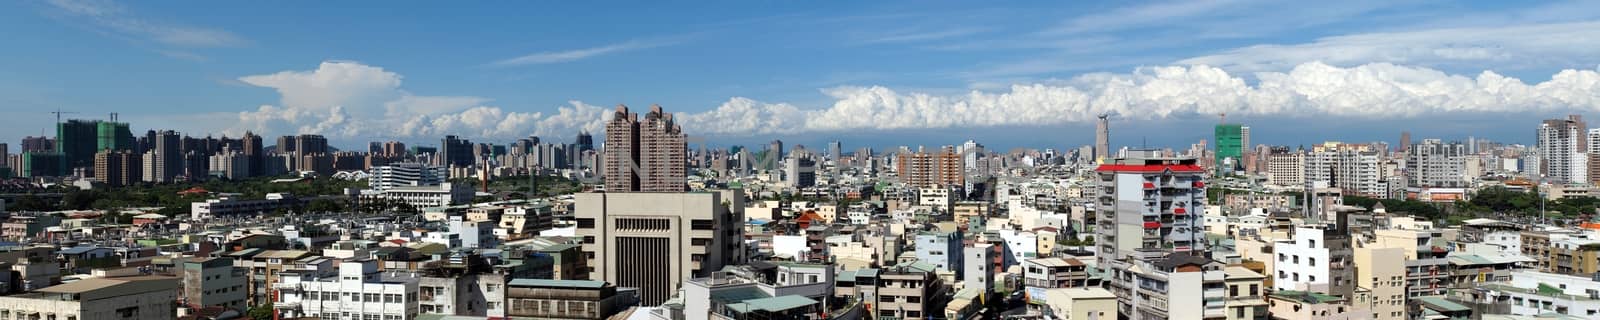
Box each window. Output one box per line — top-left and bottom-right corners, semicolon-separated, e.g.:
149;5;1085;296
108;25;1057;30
1230;285;1239;296
881;296;895;303
1250;284;1258;295
907;296;921;303
576;218;595;228
1309;275;1316;282
1309;258;1316;266
583;236;595;244
1293;273;1300;282
691;219;715;230
486;284;500;292
1309;239;1317;248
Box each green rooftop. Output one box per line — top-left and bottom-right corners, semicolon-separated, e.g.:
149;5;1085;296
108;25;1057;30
725;295;817;313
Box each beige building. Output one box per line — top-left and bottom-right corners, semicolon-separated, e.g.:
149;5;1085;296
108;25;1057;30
0;276;179;320
1354;247;1407;320
1223;266;1268;320
574;190;745;306
1041;287;1118;320
603;104;687;192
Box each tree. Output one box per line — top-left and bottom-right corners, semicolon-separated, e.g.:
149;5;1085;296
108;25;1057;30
247;304;274;320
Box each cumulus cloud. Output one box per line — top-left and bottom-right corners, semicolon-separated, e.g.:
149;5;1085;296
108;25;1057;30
1179;21;1600;73
225;61;1600;141
229;61;605;140
673;62;1600;135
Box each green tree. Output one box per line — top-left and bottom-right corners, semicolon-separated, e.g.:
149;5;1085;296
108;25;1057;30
247;304;274;320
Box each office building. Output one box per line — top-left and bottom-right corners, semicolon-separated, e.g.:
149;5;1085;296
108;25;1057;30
241;131;263;177
574;190;746;305
93;149;141;187
1537;115;1587;183
603;104;686;193
19;152;62;177
57;119;102;174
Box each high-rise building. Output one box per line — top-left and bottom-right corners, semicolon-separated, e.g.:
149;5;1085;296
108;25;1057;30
93;150;141;187
574;132;594;152
20;152;62;177
1214;123;1244;175
828;140;843;161
1399;131;1411;153
381;141;407;156
293;134;328;155
896;146;964;188
1405;139;1468;188
57;119;102;175
1094;150;1208;264
574;190;746;306
1266;148;1305;188
95;120;134;152
276;135;296;154
21;136;54;153
1240;126;1251;151
440;135;474;167
1095;114;1110;163
1537;115;1587;183
603;104;686;192
241;131;263;178
147;130;182;183
784;155;816;188
208;151;250;180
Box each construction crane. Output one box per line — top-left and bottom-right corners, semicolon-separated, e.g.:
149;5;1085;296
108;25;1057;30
49;109;79;125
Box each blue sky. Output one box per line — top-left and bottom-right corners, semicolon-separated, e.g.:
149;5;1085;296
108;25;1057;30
3;0;1600;150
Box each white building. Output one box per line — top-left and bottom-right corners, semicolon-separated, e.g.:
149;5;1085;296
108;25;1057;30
370;163;446;191
190;194;297;220
574;190;747;306
1406;139;1469;188
1475;270;1600;317
361;183;472;209
1537;115;1587;183
275;259;420;320
1266;151;1305;188
1273;227;1333;293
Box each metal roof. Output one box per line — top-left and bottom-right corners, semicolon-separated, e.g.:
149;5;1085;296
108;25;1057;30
507;278;608;289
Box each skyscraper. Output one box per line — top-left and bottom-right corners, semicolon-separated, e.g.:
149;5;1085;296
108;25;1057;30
146;130;182;183
1399;131;1411;153
1095;114;1110;163
575;131;594;152
1214;123;1244;175
440;135;474;167
95;121;135;152
1537;115;1587;183
603;104;687;192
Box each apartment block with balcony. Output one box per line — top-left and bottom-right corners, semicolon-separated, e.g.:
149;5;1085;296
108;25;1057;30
1024;256;1089;288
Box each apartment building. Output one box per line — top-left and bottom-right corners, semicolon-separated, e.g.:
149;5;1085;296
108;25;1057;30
1223;266;1268;320
1372;229;1451;297
1354;247;1407;320
1024;256;1090;288
1115;253;1228;320
275;259;420;320
181;257;248;312
506;279;632;319
1271;226;1354;299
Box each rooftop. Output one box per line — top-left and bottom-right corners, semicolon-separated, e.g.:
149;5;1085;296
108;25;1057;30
1270;290;1345;304
507;278;608;289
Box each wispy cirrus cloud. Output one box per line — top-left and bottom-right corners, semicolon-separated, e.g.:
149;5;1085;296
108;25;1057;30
44;0;248;48
863;27;990;44
1179;21;1600;73
491;37;685;66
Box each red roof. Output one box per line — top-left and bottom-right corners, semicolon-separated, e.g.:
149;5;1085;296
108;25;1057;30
1096;164;1205;173
1143;221;1161;228
177;187;210;195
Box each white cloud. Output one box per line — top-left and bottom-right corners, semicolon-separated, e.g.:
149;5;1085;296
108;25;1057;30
674;62;1600;135
46;0;247;48
229;61;606;141
1179;21;1600;73
865;27;990;44
491;38;681;66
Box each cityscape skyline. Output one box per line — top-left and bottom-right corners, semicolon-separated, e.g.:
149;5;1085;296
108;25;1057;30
3;1;1600;146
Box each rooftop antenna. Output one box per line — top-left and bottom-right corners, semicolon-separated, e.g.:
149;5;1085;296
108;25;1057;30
1220;112;1227;124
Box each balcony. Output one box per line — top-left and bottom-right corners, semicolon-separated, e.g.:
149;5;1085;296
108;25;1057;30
1143;221;1161;229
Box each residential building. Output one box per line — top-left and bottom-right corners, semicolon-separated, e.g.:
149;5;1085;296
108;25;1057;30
1024;256;1090;288
1265;290;1357;320
1372;229;1451;297
1354;247;1407;320
274;259;420;320
1266;149;1305;188
897;146;964;188
1272;225;1354;299
1094;150;1208;263
603;104;686;193
1405;139;1469;188
182;257;248;312
1223;266;1268;320
1113;253;1228;320
1038;287;1119;320
1537;115;1588;183
93;149;141;187
1469;270;1600;318
1216;123;1244;174
361;183;473;209
506;279;633;319
573;190;746;306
